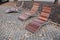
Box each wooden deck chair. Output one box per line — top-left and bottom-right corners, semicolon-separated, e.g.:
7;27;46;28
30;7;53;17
18;2;40;20
25;5;52;33
5;1;24;13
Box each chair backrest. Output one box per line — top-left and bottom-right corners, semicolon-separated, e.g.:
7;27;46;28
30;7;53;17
30;2;39;14
39;5;51;22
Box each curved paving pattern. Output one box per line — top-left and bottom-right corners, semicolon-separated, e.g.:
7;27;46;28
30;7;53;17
0;5;60;40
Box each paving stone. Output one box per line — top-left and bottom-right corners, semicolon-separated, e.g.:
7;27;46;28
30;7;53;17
0;3;60;40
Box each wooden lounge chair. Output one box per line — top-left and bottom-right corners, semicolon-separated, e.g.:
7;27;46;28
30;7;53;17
5;1;24;13
25;5;52;33
18;2;40;20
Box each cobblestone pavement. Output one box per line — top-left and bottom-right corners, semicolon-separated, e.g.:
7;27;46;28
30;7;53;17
0;6;60;40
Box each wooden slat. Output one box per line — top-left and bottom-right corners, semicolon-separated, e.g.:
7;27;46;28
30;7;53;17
30;2;39;14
